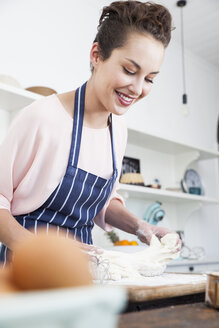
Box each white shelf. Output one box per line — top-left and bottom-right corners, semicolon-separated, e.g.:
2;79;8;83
0;82;42;112
168;258;219;267
167;258;219;273
128;128;219;160
117;183;219;204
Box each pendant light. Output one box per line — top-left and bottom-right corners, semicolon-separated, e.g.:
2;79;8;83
217;116;219;150
177;0;189;116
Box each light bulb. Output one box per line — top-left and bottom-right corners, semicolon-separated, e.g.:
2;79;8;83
182;103;190;116
181;93;189;117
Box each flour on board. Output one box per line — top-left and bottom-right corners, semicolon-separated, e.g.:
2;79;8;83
96;233;180;281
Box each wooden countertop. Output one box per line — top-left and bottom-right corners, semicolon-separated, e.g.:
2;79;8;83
119;303;219;328
114;273;206;302
127;279;205;302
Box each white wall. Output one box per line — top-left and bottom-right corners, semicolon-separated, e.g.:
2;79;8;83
0;0;219;258
125;41;219;150
123;39;219;258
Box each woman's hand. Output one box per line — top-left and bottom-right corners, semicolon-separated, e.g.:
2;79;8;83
73;240;103;262
136;221;182;252
76;242;103;255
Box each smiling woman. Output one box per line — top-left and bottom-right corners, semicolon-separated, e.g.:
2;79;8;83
88;1;171;118
0;1;181;267
89;32;165;117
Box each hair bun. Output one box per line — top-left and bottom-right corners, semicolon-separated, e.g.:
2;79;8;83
91;1;172;72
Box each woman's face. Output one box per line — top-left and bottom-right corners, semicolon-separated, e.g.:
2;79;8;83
90;32;165;116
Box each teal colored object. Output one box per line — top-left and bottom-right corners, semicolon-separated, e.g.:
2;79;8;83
143;201;165;225
189;187;201;195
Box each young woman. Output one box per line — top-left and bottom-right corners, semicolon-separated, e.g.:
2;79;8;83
0;1;181;265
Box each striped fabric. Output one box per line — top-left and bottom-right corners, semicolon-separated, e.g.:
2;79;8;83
0;82;117;266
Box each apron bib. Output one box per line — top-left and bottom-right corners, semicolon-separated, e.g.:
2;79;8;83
0;82;118;265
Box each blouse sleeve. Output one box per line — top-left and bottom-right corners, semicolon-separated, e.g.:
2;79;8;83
94;116;127;231
0;105;41;212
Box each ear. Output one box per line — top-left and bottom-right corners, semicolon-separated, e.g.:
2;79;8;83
90;42;101;70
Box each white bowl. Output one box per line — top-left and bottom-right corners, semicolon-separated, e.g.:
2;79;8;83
0;285;126;328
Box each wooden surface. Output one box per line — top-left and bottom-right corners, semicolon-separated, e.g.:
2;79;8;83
127;280;206;302
119;303;219;328
121;273;206;302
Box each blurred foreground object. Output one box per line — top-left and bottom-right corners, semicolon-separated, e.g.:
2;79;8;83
11;231;92;290
0;232;126;328
0;284;126;328
0;268;18;293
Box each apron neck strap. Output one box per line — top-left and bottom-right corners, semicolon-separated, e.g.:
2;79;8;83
69;82;86;167
109;114;117;172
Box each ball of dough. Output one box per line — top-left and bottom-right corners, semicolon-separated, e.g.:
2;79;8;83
11;231;92;290
161;233;178;249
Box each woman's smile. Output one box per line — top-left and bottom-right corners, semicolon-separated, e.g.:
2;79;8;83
115;90;136;107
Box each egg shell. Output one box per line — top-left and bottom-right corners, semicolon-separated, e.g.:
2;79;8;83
11;231;92;291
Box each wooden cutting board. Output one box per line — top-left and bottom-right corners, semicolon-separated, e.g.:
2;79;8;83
115;273;207;302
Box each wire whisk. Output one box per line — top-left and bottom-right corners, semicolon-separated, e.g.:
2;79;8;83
90;255;111;284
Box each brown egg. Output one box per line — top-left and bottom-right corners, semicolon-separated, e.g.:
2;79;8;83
11;231;92;291
0;266;19;293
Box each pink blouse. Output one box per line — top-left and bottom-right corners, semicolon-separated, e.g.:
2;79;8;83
0;94;127;231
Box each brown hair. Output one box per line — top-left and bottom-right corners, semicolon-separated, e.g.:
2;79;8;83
91;1;172;71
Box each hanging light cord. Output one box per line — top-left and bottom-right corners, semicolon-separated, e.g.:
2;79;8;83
180;6;186;97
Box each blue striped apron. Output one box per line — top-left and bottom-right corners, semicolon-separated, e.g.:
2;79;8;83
0;82;118;265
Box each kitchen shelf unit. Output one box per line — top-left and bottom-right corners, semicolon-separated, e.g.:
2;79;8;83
0;82;42;113
0;82;43;142
117;127;219;230
127;128;219;159
126;128;219;184
118;183;219;205
167;258;219;273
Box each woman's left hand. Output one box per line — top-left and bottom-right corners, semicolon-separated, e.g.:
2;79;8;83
73;240;104;262
77;242;103;255
136;221;182;252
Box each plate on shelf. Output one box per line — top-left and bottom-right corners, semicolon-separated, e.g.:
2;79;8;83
181;169;204;195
